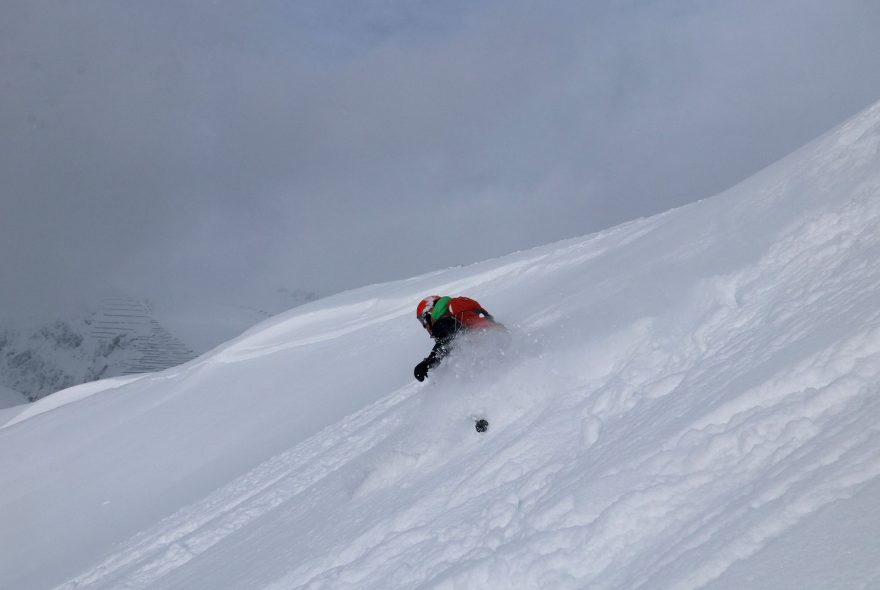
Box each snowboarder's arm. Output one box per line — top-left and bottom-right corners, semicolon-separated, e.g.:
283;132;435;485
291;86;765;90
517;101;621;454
414;337;453;381
413;316;461;382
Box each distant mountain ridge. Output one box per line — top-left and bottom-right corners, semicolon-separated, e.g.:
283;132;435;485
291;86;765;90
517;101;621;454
0;298;197;401
1;291;321;401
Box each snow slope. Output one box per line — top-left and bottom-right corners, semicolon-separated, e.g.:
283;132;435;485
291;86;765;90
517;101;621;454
0;374;147;430
1;100;880;590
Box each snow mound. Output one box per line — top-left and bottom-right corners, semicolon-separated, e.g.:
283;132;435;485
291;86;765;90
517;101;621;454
2;100;880;590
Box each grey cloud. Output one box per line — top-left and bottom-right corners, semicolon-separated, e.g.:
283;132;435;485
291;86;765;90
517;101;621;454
2;0;880;320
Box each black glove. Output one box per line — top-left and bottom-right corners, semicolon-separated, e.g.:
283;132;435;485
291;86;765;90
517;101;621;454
414;359;430;382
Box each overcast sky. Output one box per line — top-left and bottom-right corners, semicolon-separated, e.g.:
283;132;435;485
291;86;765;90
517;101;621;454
3;0;880;319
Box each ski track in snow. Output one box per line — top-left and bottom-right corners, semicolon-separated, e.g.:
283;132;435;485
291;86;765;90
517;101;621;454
53;381;423;590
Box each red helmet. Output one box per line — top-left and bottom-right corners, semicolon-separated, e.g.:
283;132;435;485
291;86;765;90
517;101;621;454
416;295;440;329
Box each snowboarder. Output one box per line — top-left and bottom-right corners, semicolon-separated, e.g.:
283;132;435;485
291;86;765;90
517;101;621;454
413;295;501;382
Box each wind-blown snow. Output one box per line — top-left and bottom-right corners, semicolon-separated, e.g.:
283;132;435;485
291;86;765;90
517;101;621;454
2;101;880;590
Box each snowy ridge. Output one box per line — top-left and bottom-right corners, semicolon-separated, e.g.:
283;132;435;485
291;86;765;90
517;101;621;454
0;374;146;430
2;101;880;590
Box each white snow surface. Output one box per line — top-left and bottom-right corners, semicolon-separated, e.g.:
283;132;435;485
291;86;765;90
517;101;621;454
0;374;147;430
2;101;880;590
